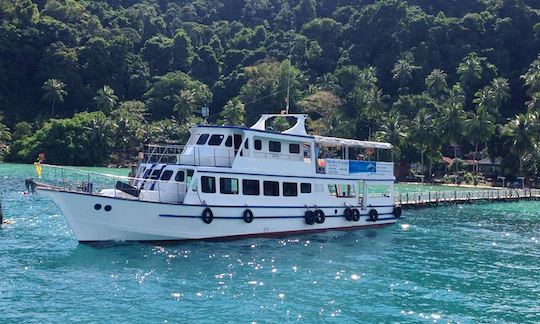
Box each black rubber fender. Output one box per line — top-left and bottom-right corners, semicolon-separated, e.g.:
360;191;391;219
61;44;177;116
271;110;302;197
314;209;325;224
352;208;360;222
243;209;254;223
344;207;353;221
369;209;378;222
393;206;402;218
202;207;214;224
304;210;315;225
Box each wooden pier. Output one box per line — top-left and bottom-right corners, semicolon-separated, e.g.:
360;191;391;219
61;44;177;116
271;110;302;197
396;188;540;209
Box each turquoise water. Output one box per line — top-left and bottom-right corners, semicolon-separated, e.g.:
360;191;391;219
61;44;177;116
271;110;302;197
1;163;539;322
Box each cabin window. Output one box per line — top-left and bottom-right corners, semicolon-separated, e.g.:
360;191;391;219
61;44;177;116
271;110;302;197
283;182;298;197
208;134;224;146
263;181;280;196
187;169;194;183
242;179;260;195
368;184;392;197
150;169;161;180
300;183;311;193
234;134;242;150
329;184;356;198
254;139;262;150
289;143;300;154
269;141;281;153
143;168;152;178
201;176;216;193
175;171;185;182
220;178;239;195
225;136;232;147
197;134;210;145
244;140;249;149
160;170;173;181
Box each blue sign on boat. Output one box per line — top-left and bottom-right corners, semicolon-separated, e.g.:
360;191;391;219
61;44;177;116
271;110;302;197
349;161;377;174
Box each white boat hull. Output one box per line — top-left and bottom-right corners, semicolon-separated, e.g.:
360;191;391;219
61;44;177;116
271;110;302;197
38;188;400;242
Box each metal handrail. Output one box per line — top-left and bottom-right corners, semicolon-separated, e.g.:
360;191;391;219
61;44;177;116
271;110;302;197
36;164;189;205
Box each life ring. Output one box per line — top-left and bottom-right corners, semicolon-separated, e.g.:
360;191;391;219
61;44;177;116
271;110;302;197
393;206;402;218
304;210;315;225
315;209;325;224
202;207;214;224
369;209;378;222
344;207;353;221
243;209;254;223
352;208;360;222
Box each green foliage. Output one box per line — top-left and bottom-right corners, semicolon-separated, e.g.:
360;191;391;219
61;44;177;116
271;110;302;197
7;112;115;165
0;0;539;171
144;71;212;121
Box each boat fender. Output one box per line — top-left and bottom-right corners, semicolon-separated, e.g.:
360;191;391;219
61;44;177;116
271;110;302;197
393;206;402;218
344;207;353;221
369;209;378;222
304;210;315;225
352;208;360;222
315;209;325;224
243;209;254;223
202;207;214;224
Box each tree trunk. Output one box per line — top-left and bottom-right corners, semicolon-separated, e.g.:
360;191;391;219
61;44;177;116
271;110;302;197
420;150;425;178
453;145;459;184
51;98;56;117
474;142;478;173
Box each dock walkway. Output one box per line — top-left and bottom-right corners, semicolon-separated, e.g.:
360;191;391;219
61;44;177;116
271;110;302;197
396;189;540;209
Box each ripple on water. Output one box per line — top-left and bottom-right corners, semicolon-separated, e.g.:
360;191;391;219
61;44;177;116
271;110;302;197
1;163;540;322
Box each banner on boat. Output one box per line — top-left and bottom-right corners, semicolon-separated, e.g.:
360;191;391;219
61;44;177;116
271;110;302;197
325;159;393;176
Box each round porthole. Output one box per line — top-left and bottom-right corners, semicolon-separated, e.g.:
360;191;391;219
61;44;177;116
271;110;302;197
104;205;112;212
94;204;102;210
334;209;338;214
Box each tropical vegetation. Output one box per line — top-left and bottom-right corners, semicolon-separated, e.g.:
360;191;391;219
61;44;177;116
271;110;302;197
0;0;539;181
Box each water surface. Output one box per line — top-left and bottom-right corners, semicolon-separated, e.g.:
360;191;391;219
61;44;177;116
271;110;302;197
1;163;539;322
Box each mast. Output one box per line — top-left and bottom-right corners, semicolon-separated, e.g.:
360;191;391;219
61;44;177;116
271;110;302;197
286;19;293;114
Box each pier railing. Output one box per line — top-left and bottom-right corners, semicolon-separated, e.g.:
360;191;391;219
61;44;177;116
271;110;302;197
396;189;540;206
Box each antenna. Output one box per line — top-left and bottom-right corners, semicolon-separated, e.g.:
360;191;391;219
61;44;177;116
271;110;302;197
286;19;293;114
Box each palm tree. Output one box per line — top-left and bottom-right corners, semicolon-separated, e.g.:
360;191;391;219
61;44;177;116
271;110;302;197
94;86;119;112
521;55;540;95
438;101;466;179
392;54;420;91
490;77;510;109
503;113;539;175
220;98;245;126
463;108;496;172
457;53;484;87
374;112;408;160
42;79;67;117
425;69;448;99
173;89;197;122
473;87;497;114
526;93;540;112
410;109;435;179
363;87;385;139
0;122;12;152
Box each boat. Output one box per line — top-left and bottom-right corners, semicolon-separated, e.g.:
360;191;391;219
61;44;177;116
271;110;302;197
29;114;402;242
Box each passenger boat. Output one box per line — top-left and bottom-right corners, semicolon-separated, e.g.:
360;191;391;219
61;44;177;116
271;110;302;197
30;114;402;242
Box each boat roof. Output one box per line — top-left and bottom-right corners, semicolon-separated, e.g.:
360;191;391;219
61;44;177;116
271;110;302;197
193;114;393;149
314;135;392;149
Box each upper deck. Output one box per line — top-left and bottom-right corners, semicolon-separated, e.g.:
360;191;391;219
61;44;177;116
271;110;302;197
141;114;395;180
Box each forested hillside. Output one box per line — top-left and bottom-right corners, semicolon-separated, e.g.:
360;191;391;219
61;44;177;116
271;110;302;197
0;0;539;177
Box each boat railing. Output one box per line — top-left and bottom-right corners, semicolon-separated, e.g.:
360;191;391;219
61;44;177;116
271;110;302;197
179;146;235;167
395;188;540;205
35;164;189;204
143;144;185;164
253;151;304;162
